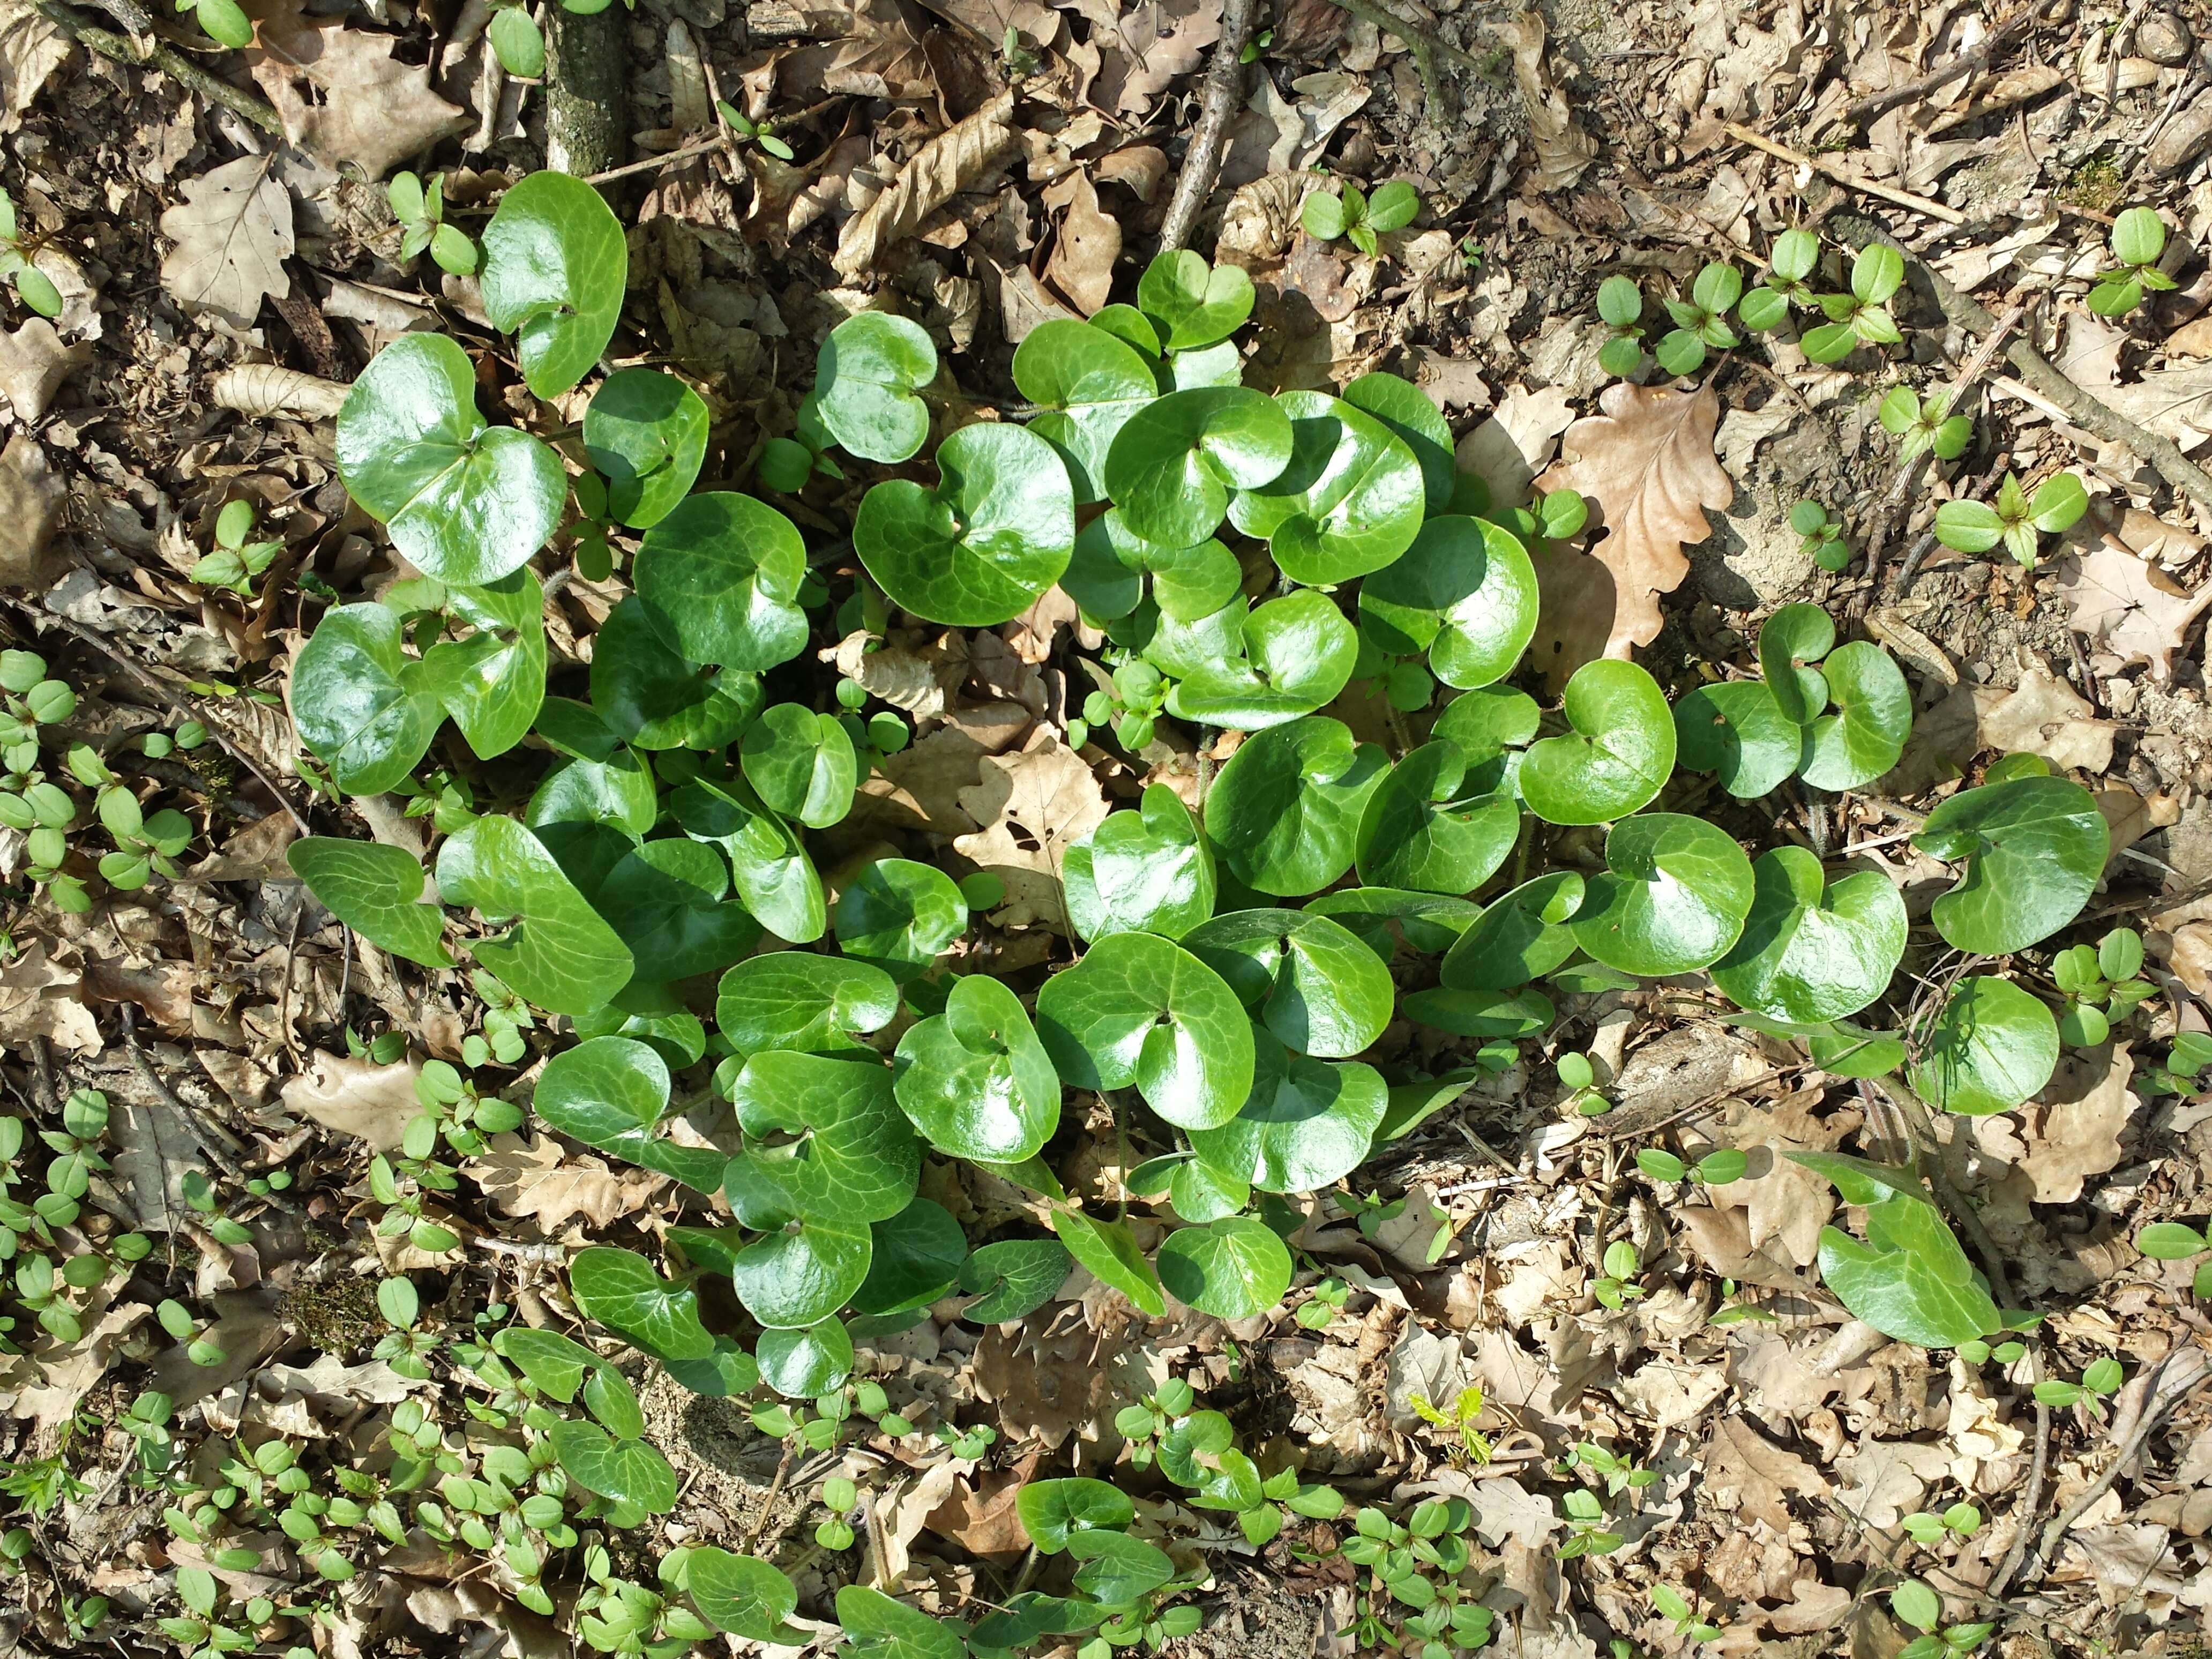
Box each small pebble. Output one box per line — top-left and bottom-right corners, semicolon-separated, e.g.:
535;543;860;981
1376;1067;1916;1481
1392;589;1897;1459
2148;91;2212;175
2139;10;2194;65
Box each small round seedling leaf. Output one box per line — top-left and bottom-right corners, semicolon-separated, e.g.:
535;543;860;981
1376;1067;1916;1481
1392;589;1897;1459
815;312;937;463
634;492;810;672
288;836;452;968
2111;205;2166;267
1064;783;1217;942
960;1238;1073;1322
1757;602;1835;727
335;334;565;587
1013;319;1159;502
1797;642;1911;790
716;953;900;1055
1183;908;1395;1058
1910;975;2059;1116
742;703;858;828
1912;775;2106;956
1519;660;1676;825
1341;372;1455;511
1156;1215;1292;1319
1672;679;1800;800
584;367;710;528
893;974;1060;1162
1104;386;1294;549
1225;391;1425;585
1439;871;1586;990
1036;931;1255;1130
1710;847;1907;1022
855;421;1075;626
1189;1033;1387;1192
1017;1478;1136;1553
1358;515;1538;690
1352;741;1518;896
1571;813;1755;977
1204;716;1386;896
757;1318;854;1399
479;171;628;398
1137;250;1256;349
834;858;968;982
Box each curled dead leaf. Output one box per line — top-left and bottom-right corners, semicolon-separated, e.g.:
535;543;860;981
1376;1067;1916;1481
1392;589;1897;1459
834;89;1017;278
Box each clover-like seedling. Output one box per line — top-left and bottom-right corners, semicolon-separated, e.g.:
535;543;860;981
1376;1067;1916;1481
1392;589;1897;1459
1302;178;1420;257
2050;926;2156;1047
1790;499;1850;571
1556;1050;1608;1117
715;97;795;160
1901;1502;1984;1545
1652;1585;1722;1644
2033;1355;2124;1413
1595;275;1645;376
2138;1219;2212;1299
193;498;284;595
1636;1144;1748;1186
387;171;478;276
1933;469;2088;566
0;188;59;319
1592;1237;1644;1309
63;742;195;894
2089;206;2174;317
1803;243;1906;363
1878;385;1971;466
2141;1029;2212;1101
1655;261;1743;377
1556;1486;1625;1558
1739;227;1820;327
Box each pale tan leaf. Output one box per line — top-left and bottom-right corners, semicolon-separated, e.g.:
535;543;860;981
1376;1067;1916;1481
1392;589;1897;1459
248;9;470;182
1705;1416;1829;1531
952;728;1111;933
914;0;1061;49
1485;12;1595;191
1536;380;1733;665
1042;169;1119;317
463;1133;646;1233
824;627;971;716
157;155;294;331
2056;542;2212;682
1971;663;2119;774
2014;1043;2138;1205
281;1051;422;1151
0;939;100;1053
833;90;1018;279
1096;0;1222;114
208;364;349;421
0;319;89;421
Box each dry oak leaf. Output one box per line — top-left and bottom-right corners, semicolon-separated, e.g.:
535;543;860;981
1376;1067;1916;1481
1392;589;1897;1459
1705;1416;1829;1532
1486;11;1596;192
1832;1436;1949;1529
464;1132;644;1233
1537;380;1733;663
2055;542;2212;682
953;728;1111;932
0;939;99;1053
0;318;90;421
833;89;1018;279
281;1050;422;1151
0;0;70;134
158;155;294;331
1101;0;1223;114
248;9;470;182
2015;1043;2138;1205
1972;662;2119;774
824;627;970;716
1042;168;1120;317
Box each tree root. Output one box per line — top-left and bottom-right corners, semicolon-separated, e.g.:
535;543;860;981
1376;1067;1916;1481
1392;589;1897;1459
28;0;282;135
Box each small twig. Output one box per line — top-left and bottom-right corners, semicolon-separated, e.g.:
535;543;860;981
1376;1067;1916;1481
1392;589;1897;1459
1323;0;1485;73
1987;1392;2052;1600
1724;123;1967;225
28;0;283;133
1836;6;2043;129
470;1235;569;1266
1157;0;1257;252
583;134;727;185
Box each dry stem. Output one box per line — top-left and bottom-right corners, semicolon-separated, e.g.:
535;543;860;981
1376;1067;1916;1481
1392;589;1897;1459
1157;0;1257;251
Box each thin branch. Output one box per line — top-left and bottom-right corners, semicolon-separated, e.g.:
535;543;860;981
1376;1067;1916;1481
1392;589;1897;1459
1725;123;1967;225
2028;1348;2209;1574
1157;0;1257;252
584;134;727;186
28;0;283;134
1324;0;1486;73
1836;6;2044;129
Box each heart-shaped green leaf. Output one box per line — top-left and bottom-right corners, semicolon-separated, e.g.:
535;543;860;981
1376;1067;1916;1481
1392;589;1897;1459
416;571;547;761
672;774;825;944
741;703;857;829
1757;602;1834;727
724;1049;920;1227
479;171;627;398
1341;371;1455;512
1671;679;1800;799
1909;975;2059;1115
1401;985;1554;1037
526;745;658;842
1710;847;1906;1022
1157;1215;1292;1318
1788;1151;2000;1348
584;367;709;528
1068;1529;1176;1608
291;602;440;794
715;953;900;1054
1439;871;1586;990
1013;319;1160;502
835;1585;968;1659
758;1317;854;1398
1183;908;1394;1058
1190;1032;1386;1192
1104;386;1294;549
335;333;566;586
1354;741;1519;896
1519;660;1676;825
533;1034;727;1192
435;814;634;1014
1797;641;1911;790
855;421;1075;626
1066;511;1244;624
1165;589;1357;728
893;974;1060;1162
1306;887;1478;958
835;858;968;982
1050;1206;1165;1314
730;1214;872;1328
853;1197;968;1316
288;838;451;967
594;838;761;981
1357;515;1539;690
815;312;937;463
1064;783;1217;942
1036;931;1254;1130
1204;716;1387;897
686;1550;803;1642
1018;1478;1135;1553
1913;775;2105;956
1570;813;1755;976
959;1238;1072;1322
589;598;762;752
546;1419;677;1512
491;1325;599;1403
1225;391;1425;585
634;492;810;673
570;1245;714;1359
1137;250;1255;349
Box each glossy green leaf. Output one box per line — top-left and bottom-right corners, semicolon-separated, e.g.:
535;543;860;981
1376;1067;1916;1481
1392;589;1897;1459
730;1214;872;1328
1909;975;2059;1116
758;1318;854;1398
1401;985;1553;1037
855;421;1075;626
1376;1070;1480;1141
1165;588;1357;728
1354;740;1519;896
1036;931;1254;1130
959;1237;1073;1322
1183;908;1395;1057
533;1035;728;1191
1204;716;1386;896
1225;391;1425;584
569;1245;714;1359
546;1420;677;1513
1787;1152;2000;1348
1017;1477;1135;1556
1067;1529;1176;1608
491;1326;599;1403
1306;887;1478;958
1757;602;1834;727
417;571;547;761
288;838;452;967
1064;782;1217;941
724;1049;920;1227
1570;813;1755;977
1439;871;1586;990
1050;1207;1165;1315
1190;1032;1386;1192
673;774;824;943
816;312;937;463
853;1198;968;1316
715;952;900;1054
584;367;710;527
835;1585;967;1659
1671;679;1800;799
1519;660;1676;825
435;814;634;1014
1157;1215;1292;1318
1797;641;1910;790
893;974;1060;1162
687;1550;803;1642
335;333;565;586
1357;515;1539;690
634;492;810;672
1341;372;1454;512
479;171;627;398
594;838;760;981
1710;847;1905;1022
742;703;857;828
1914;775;2106;956
290;603;439;794
526;745;658;841
1137;250;1256;349
588;597;761;751
835;858;967;981
1104;386;1294;549
1013;319;1159;502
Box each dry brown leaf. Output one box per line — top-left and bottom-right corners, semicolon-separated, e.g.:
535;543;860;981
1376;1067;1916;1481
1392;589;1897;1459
953;728;1111;932
1972;663;2119;774
801;0;934;101
249;11;470;181
1042;169;1119;316
158;155;293;332
1467;1476;1561;1549
1456;384;1574;511
0;0;70;133
1705;1417;1829;1531
464;1133;644;1233
1096;144;1168;201
281;1051;422;1150
834;90;1017;279
1708;1090;1851;1269
1832;1437;1949;1529
1537;380;1732;664
1095;0;1222;114
1486;12;1596;191
924;1452;1039;1554
2015;1044;2138;1205
824;627;972;716
914;0;1060;49
0;1293;148;1434
2056;542;2212;682
0;318;89;421
1004;587;1081;664
0;431;62;587
0;940;99;1053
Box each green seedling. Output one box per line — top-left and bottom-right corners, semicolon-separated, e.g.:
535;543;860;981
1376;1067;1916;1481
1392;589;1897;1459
0;188;60;318
1636;1144;1748;1185
2137;1217;2212;1299
1791;499;1850;571
1407;1384;1493;1467
2032;1355;2125;1413
1340;1498;1496;1658
193;498;285;595
1592;1239;1644;1310
1932;470;2089;566
1302;178;1421;257
1655;261;1743;377
1651;1585;1721;1644
1901;1502;1984;1544
2089;206;2174;317
1596;275;1645;376
1891;1578;1993;1658
2049;926;2156;1047
388;171;479;275
714;98;795;160
1802;243;1907;362
1879;386;1972;465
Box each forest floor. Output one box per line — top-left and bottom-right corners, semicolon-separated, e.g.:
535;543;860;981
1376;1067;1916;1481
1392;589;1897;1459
1;0;2211;1656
